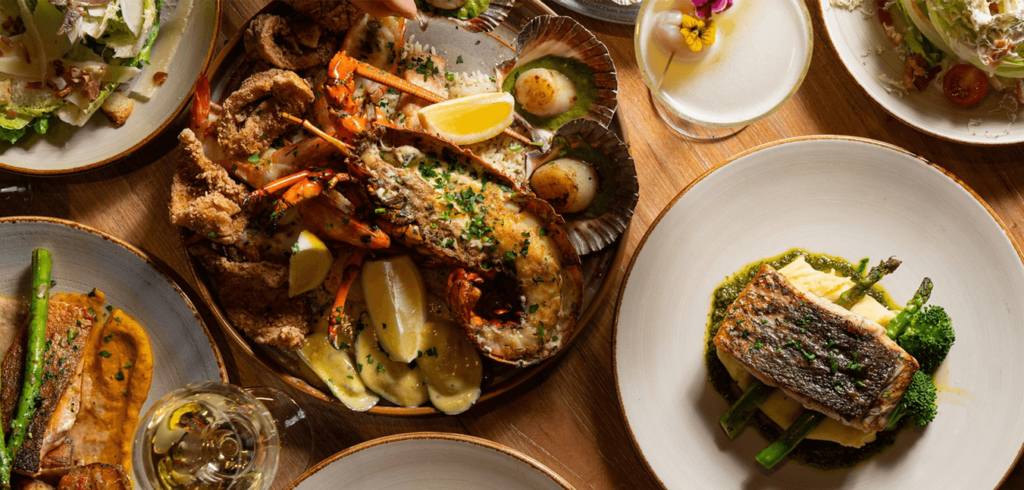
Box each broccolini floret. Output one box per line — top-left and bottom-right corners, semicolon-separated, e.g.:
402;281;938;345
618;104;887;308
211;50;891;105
886;370;938;430
898;305;955;374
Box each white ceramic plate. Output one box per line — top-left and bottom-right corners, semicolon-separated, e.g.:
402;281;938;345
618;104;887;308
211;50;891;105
0;0;220;175
287;433;573;490
0;217;226;424
614;136;1024;488
819;1;1024;145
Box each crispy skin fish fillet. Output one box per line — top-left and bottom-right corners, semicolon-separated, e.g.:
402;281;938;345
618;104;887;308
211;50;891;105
1;301;94;475
713;265;919;432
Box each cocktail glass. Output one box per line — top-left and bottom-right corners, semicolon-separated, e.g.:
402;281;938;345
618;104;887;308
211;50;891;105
635;0;813;140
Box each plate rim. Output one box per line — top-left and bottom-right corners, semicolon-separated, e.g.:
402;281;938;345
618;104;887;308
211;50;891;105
0;215;230;383
0;0;223;176
283;431;575;490
815;1;1022;147
182;0;633;416
610;134;1024;488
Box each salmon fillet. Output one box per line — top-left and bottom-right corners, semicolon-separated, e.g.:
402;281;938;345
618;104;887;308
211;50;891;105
713;265;919;432
1;301;94;475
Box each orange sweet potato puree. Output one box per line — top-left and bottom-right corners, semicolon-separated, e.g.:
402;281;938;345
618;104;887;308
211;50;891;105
66;307;153;478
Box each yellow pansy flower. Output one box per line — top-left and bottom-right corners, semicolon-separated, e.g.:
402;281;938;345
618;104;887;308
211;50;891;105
680;14;717;53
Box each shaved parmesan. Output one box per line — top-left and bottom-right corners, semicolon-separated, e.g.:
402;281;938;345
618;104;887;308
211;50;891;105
121;0;145;36
132;0;192;100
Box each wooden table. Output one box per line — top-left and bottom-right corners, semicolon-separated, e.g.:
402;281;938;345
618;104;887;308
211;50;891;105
2;1;1023;488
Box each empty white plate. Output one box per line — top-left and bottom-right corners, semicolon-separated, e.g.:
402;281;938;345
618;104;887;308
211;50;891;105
819;1;1024;145
0;217;226;421
288;433;572;489
614;136;1024;488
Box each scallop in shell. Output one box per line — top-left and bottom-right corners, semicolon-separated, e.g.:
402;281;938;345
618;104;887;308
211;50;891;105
496;15;617;136
414;0;515;33
526;119;637;255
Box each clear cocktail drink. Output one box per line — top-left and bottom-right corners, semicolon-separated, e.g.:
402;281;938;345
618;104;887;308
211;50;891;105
635;0;813;138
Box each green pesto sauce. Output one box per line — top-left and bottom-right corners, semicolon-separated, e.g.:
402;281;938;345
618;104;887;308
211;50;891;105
548;135;615;219
415;0;490;19
501;55;598;131
705;249;905;470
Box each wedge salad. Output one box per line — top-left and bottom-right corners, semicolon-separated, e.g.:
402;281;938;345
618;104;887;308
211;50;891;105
0;0;184;145
857;0;1024;107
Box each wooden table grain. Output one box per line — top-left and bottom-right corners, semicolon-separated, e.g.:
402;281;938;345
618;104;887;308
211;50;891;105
2;1;1023;488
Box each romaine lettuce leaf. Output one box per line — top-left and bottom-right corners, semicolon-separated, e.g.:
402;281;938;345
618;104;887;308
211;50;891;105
895;0;946;66
99;0;155;59
125;0;162;68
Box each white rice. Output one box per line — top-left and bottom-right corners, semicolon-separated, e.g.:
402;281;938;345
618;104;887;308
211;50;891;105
448;70;499;98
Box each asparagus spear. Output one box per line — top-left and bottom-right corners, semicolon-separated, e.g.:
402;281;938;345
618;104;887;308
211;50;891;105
835;257;901;308
720;380;773;439
885;277;933;340
5;250;52;486
755;411;827;469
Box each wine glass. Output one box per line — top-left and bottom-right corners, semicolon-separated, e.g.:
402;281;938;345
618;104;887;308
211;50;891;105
133;381;312;490
634;0;813;140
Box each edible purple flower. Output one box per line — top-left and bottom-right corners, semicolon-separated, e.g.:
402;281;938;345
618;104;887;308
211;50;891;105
692;0;734;19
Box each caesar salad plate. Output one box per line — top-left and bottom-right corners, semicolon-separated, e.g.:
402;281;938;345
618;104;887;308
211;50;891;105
0;0;220;175
820;1;1024;145
614;136;1024;488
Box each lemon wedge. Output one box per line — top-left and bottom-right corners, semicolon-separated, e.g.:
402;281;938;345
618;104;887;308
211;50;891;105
361;255;427;363
417;92;515;145
288;230;334;297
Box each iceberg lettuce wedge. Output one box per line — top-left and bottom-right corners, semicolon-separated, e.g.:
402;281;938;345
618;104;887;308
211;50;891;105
926;0;1024;77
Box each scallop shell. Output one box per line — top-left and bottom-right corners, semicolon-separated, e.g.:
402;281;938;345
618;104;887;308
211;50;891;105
416;0;515;33
526;119;637;255
495;15;618;132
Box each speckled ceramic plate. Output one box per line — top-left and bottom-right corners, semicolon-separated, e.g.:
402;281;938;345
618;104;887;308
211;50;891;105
0;217;226;423
614;136;1024;488
186;0;631;416
0;0;220;175
287;433;573;490
819;1;1024;145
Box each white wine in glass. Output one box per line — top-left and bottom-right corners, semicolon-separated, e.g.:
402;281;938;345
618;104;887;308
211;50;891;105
133;382;280;490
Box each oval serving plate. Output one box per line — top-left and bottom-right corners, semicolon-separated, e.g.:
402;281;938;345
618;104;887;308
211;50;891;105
0;217;227;423
0;0;221;175
614;136;1024;488
819;1;1024;145
287;432;573;490
184;0;632;416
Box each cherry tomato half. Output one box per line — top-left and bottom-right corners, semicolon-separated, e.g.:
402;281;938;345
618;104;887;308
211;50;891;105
943;64;990;107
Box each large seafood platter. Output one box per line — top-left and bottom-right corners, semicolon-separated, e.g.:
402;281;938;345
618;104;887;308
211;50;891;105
171;0;638;415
